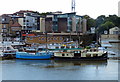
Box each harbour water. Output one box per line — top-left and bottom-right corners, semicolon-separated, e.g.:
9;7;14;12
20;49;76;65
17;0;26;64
1;59;118;80
107;43;120;57
100;35;120;58
0;37;119;80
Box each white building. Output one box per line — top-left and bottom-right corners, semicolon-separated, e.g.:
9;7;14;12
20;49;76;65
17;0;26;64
90;27;95;33
109;27;120;34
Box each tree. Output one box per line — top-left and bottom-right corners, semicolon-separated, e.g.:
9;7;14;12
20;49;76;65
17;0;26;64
87;18;96;31
95;15;106;28
83;15;90;19
40;12;52;16
115;17;120;28
105;15;118;26
83;15;96;31
97;21;115;34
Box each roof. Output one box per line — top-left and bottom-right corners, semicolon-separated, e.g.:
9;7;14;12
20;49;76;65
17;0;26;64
15;10;34;14
0;14;10;17
109;27;120;31
11;22;22;27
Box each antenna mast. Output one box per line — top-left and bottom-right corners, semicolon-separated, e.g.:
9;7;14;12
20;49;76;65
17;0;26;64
71;0;75;12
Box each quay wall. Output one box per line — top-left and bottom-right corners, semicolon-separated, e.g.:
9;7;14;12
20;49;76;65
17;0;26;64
101;34;120;40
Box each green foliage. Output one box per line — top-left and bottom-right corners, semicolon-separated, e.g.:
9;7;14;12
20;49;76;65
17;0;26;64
83;15;90;19
83;15;96;31
87;18;96;30
101;21;115;29
95;15;106;27
85;46;91;49
94;15;119;34
40;12;52;16
97;21;115;33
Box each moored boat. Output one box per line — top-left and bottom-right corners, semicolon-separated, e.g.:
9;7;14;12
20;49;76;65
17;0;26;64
16;48;53;60
0;45;18;59
53;48;108;60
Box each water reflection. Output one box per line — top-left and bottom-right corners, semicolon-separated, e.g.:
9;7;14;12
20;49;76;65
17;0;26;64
2;59;118;80
13;59;108;69
53;60;107;66
15;59;52;68
107;43;120;57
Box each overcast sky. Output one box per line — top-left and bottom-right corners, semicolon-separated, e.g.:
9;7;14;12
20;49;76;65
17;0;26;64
0;0;119;18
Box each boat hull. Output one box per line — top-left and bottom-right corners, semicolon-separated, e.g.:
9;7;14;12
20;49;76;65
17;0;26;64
16;52;52;60
53;56;107;61
53;52;108;61
2;53;16;60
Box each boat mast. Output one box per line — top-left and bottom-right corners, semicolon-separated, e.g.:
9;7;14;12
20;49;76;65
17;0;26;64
45;32;48;53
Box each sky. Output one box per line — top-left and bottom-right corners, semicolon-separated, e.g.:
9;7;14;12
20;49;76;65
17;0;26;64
0;0;119;19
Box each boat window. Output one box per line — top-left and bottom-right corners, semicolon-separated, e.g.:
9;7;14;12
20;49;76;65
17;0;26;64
90;49;92;52
62;54;65;56
93;54;98;57
61;46;64;49
59;37;63;40
94;49;97;52
66;46;69;48
56;47;59;49
86;54;91;57
7;47;11;50
72;46;75;48
53;37;57;40
67;54;69;56
78;51;80;53
41;38;45;40
86;50;89;52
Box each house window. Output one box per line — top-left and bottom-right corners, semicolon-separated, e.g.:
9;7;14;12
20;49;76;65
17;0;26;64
113;31;119;34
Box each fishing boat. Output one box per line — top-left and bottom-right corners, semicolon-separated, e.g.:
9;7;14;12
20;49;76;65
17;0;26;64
53;48;108;60
16;31;55;60
16;48;53;60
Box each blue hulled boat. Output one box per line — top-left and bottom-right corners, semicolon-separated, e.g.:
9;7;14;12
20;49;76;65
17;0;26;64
16;52;53;60
16;48;53;60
